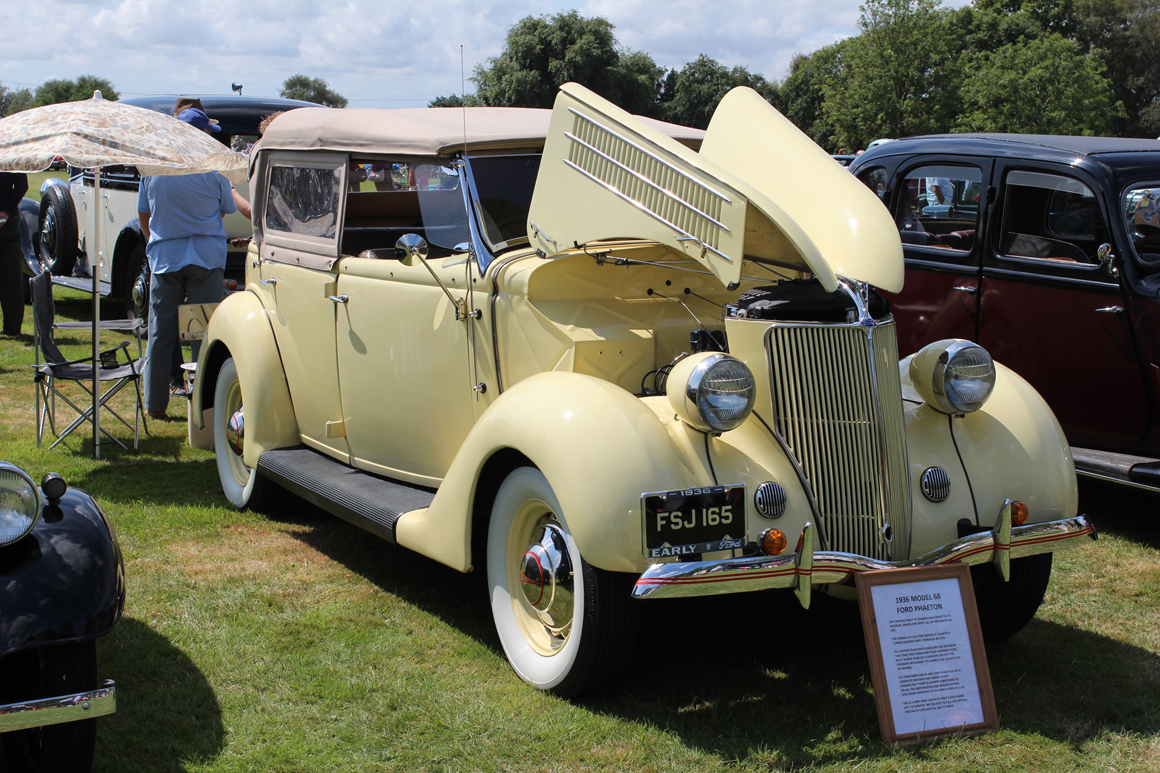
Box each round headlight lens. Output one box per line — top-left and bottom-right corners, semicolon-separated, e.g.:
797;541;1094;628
937;343;996;413
687;355;757;432
0;463;40;547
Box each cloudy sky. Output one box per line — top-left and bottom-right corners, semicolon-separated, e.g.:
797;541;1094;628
1;0;966;108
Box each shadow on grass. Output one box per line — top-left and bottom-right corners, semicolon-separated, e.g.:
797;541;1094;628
257;486;1160;769
69;457;225;509
1079;478;1160;550
95;617;225;773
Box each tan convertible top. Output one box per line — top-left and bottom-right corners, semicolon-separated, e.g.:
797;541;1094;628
255;106;704;158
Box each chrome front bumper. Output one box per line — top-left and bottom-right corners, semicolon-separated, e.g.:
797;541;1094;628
0;680;116;733
633;502;1096;607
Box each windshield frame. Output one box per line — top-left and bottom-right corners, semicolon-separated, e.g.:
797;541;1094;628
462;152;542;273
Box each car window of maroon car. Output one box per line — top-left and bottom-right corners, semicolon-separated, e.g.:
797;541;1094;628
998;171;1107;264
893;166;981;253
1123;185;1160;271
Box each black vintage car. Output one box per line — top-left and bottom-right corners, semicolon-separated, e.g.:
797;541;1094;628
850;134;1160;493
0;462;124;772
33;94;320;325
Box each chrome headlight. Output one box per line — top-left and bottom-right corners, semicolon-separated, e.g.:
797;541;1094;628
0;463;40;547
667;352;757;432
910;339;996;414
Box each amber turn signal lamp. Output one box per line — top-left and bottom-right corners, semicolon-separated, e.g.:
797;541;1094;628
1011;501;1029;526
760;528;787;556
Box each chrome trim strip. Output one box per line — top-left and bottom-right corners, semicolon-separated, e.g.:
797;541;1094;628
566;108;733;202
563;131;732;232
632;515;1096;600
1075;468;1160;493
0;680;116;733
562;159;735;264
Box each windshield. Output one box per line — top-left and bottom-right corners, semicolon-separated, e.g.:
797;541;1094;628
1123;185;1160;270
468;155;541;254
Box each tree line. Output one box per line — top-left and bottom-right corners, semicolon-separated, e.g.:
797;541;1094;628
440;1;1160;151
5;1;1156;153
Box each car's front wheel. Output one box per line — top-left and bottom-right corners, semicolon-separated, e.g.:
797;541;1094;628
213;357;267;510
487;467;638;697
973;552;1053;642
0;641;99;773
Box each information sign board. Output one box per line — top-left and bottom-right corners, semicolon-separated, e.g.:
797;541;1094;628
856;563;998;744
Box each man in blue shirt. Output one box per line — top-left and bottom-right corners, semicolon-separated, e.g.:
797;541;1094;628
138;107;242;418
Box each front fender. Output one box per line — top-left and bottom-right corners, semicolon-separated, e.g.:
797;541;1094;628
193;289;299;466
0;488;125;658
396;371;712;573
901;356;1077;556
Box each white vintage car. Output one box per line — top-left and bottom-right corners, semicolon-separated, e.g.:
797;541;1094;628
192;84;1096;696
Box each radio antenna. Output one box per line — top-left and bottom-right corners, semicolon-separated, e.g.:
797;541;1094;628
461;45;468;157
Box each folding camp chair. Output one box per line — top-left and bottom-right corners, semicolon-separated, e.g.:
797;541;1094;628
30;271;148;450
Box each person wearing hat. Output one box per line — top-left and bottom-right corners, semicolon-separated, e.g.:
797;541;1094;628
137;106;241;418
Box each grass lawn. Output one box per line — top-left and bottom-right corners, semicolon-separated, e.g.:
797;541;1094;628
0;290;1157;771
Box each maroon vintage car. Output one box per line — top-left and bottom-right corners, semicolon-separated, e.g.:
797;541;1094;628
851;134;1160;493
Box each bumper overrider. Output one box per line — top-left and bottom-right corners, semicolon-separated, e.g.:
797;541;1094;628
0;681;116;734
633;500;1097;607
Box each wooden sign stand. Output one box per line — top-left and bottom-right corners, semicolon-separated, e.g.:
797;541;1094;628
856;563;998;745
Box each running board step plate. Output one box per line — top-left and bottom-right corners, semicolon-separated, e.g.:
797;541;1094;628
257;446;435;542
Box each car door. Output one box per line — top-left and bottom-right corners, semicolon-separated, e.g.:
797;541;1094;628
256;152;350;459
334;173;477;486
976;162;1149;451
857;158;990;357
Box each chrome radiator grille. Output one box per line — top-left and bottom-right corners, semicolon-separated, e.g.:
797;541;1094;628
767;321;910;560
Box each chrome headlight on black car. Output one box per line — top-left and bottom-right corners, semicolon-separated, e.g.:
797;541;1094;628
0;462;40;546
667;352;757;432
910;339;996;414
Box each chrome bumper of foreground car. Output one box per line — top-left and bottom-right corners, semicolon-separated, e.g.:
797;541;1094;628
0;680;116;733
633;503;1096;607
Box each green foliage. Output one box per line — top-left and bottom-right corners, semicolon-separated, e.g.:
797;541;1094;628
428;94;465;107
955;33;1124;133
657;55;777;129
471;11;662;115
823;0;958;150
280;74;348;109
33;74;119;106
778;43;848;151
0;84;34;116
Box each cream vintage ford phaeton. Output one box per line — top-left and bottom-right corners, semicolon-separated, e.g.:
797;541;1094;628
191;84;1096;696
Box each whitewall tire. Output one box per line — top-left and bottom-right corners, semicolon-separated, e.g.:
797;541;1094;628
213;357;266;510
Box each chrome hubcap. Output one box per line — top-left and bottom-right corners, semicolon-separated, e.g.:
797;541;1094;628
226;407;244;456
519;523;574;632
131;270;149;318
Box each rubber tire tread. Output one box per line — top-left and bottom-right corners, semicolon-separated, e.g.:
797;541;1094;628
973;552;1053;643
553;562;639;699
38;186;78;277
0;640;99;773
120;243;148;323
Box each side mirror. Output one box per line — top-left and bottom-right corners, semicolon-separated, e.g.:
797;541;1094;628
395;233;428;266
1097;243;1119;279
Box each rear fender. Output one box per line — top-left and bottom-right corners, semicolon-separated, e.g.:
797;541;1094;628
0;488;125;658
193;289;299;466
396;371;711;574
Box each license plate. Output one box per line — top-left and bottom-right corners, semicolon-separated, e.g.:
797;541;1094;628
642;485;747;559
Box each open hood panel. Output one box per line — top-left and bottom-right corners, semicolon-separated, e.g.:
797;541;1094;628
527;84;903;293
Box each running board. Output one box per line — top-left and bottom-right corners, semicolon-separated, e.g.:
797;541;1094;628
1072;447;1160;492
256;446;436;542
51;275;112;296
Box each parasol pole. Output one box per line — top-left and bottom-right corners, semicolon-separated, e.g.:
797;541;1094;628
92;167;101;459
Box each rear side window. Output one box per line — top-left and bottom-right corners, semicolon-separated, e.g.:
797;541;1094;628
999;171;1108;263
895;165;982;253
265;162;343;240
856;166;888;202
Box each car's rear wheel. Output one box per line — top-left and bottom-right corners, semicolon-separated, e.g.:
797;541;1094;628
213;357;267;510
37;185;78;276
973;552;1053;643
0;640;99;773
487;467;638;697
119;243;150;325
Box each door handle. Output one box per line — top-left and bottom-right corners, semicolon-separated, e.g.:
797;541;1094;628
1095;306;1124;314
259;278;277;287
952;285;977;294
329;294;348;304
